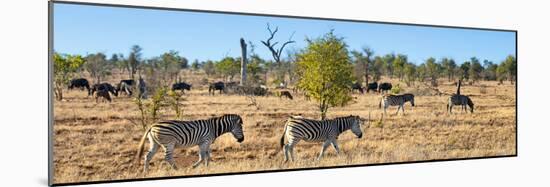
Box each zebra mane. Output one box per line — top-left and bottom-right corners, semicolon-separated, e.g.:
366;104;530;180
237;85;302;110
331;116;358;133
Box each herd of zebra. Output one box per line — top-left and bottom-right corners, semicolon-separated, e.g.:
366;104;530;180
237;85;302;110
135;114;365;171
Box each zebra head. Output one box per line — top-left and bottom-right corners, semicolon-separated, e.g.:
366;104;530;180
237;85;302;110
349;116;363;139
405;93;415;106
467;98;474;113
225;114;244;143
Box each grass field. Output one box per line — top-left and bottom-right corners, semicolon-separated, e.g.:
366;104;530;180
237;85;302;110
52;73;516;184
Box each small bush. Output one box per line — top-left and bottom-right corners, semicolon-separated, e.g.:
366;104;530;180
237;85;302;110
391;84;402;94
372;120;384;128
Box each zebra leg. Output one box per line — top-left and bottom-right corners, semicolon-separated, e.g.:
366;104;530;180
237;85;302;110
143;139;159;172
287;140;298;162
204;145;212;167
193;143;209;168
289;145;296;162
395;105;401;115
192;151;204;168
317;141;331;160
330;140;340;154
162;143;178;170
283;144;289;162
207;149;212;162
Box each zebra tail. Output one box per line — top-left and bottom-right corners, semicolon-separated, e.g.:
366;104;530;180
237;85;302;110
136;127;152;164
378;100;382;109
280;123;288;148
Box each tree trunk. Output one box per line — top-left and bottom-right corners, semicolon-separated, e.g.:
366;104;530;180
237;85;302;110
55;88;63;101
319;99;328;120
240;38;247;86
364;62;369;87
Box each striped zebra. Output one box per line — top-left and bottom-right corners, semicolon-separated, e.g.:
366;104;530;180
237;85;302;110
447;94;474;114
379;93;415;115
136;114;244;172
280;115;363;162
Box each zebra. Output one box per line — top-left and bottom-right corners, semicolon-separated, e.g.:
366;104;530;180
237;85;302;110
379;93;415;115
136;114;244;172
116;79;135;97
280;115;363;162
447;94;474;114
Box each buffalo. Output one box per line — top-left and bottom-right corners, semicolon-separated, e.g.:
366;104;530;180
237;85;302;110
209;82;225;95
90;83;118;97
366;82;378;93
172;82;192;93
378;82;392;94
351;82;364;94
68;78;90;93
278;90;293;100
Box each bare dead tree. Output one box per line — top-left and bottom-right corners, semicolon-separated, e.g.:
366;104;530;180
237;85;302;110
261;23;295;83
240;38;247;86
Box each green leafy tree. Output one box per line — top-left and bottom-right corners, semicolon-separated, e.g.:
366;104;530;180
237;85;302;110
127;45;142;79
498;55;517;84
416;63;427;82
482;60;498;80
460;61;471;81
393;54;407;81
216;57;240;81
403;62;417;86
191;59;201;71
469;57;484;83
441;58;457;81
351;47;374;86
247;54;266;84
296;31;354;120
159;50;183;85
371;56;384;82
85;53;111;84
203;60;216;77
425;57;441;86
382;53;396;78
351;50;366;85
53;53;85;101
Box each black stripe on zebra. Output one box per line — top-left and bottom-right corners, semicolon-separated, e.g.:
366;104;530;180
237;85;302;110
136;114;244;171
280;115;363;162
447;94;474;113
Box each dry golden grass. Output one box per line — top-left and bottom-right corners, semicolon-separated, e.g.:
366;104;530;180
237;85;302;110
52;75;516;184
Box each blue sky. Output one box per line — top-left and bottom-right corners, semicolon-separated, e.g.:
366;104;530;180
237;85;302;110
54;3;516;65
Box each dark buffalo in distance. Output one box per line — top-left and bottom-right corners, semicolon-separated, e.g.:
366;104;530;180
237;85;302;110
351;82;364;94
209;81;225;95
90;83;118;97
116;79;135;96
378;82;392;93
95;89;112;103
172;82;192;93
68;78;90;92
366;82;378;93
278;90;293;100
